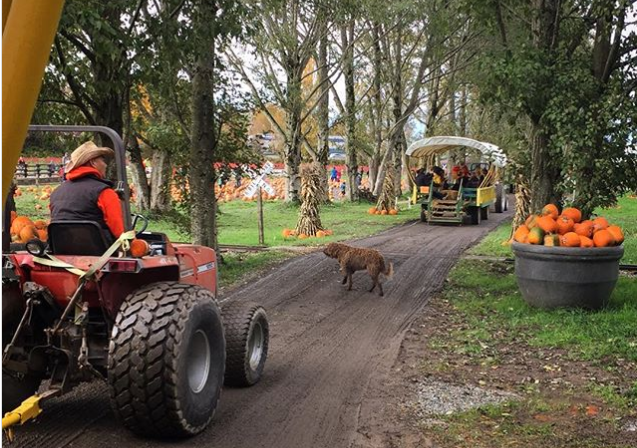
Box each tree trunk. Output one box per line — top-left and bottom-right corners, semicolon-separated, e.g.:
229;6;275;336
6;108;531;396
126;134;150;210
189;0;217;249
342;22;357;201
316;14;330;203
529;119;560;213
150;149;172;212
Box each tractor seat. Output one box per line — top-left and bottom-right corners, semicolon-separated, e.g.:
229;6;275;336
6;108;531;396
47;221;111;256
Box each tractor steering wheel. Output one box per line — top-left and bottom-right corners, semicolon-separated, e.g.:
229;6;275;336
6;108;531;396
131;213;149;236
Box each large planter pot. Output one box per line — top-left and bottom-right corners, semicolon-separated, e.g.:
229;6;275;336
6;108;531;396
512;242;624;310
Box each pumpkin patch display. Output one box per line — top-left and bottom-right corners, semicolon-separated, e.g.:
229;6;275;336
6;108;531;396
514;204;624;248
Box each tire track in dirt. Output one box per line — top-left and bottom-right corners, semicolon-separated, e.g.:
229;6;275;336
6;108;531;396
8;206;512;448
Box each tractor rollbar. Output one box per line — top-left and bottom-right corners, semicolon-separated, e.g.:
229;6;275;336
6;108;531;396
28;125;132;231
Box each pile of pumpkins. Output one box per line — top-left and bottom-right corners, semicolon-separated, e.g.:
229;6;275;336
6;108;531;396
9;213;48;243
367;207;399;216
281;228;333;239
514;204;624;248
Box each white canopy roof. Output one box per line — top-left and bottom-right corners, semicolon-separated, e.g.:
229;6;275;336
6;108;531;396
405;136;507;167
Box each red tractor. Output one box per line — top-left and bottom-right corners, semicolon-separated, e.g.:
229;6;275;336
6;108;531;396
2;125;269;438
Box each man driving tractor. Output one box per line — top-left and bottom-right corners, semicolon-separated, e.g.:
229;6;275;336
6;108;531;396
49;141;124;244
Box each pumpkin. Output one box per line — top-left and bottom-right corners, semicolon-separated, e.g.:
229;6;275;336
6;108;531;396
10;216;34;236
368;207;377;215
282;228;293;238
592;229;615;247
579;236;594;248
19;225;38;243
527;227;545;245
298;233;308;239
33;220;48;230
388;209;398;215
37;229;48;241
323;229;333;236
606;225;624;245
380;210;388;215
544;234;560;247
513;225;530;243
556;216;574;235
537;216;558;234
592;217;609;232
316;230;326;238
573;222;593;238
561;207;582;223
541;204;559;219
525;214;540;229
559;232;581;247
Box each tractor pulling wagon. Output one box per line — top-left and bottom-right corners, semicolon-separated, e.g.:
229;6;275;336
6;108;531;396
406;136;509;225
2;126;269;439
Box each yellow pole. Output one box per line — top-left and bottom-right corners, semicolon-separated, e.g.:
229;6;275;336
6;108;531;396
2;0;65;200
2;0;13;33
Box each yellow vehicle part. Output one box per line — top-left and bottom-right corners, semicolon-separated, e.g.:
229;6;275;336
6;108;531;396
2;394;43;440
2;0;65;200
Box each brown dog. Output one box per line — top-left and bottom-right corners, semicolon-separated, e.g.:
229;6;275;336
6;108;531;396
323;242;394;296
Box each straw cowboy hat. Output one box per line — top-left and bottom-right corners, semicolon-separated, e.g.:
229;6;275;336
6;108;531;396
65;141;114;172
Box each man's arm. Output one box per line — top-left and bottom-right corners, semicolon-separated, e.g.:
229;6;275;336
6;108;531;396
96;189;125;238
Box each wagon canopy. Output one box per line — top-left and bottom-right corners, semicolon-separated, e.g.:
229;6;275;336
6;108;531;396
405;136;507;168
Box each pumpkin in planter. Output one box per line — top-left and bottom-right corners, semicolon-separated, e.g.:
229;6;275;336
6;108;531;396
541;204;559;219
593;229;615;247
579;236;594;248
556;216;574;235
544;234;560;246
525;214;540;229
537;216;558;234
527;227;545;245
514;225;530;243
561;207;582;223
559;232;581;247
573;222;593;238
592;217;609;232
607;225;624;245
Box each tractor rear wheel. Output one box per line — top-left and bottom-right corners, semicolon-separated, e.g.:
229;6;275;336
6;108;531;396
222;301;269;387
108;282;225;438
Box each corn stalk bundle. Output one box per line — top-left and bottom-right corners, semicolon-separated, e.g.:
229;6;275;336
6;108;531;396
375;163;395;212
506;177;531;243
295;163;324;236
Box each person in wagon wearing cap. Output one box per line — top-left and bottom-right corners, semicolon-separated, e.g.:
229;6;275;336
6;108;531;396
49;141;124;244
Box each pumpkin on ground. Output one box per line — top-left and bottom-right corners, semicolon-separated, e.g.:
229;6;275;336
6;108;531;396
388;209;398;215
368;207;376;215
316;230;326;238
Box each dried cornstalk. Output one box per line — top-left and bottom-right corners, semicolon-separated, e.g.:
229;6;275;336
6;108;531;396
295;163;324;236
375;163;395;212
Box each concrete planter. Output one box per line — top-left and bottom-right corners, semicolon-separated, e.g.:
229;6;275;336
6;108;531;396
511;242;624;310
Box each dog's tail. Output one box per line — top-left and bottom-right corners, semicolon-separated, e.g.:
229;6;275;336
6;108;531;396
384;261;394;279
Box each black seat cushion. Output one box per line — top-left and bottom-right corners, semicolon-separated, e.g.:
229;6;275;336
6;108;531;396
47;221;110;256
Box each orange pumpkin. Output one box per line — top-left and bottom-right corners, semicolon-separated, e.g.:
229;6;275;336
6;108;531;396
525;214;540;229
380;210;388;215
593;229;615;247
388;209;398;215
536;216;558;234
592;217;609;232
368;207;377;215
10;216;34;236
282;229;293;238
559;232;581;247
579;236;594;248
298;233;308;239
36;229;48;241
323;229;333;236
513;225;530;243
606;225;624;245
560;207;582;223
19;225;38;243
556;216;574;235
573;222;593;238
541;204;559;219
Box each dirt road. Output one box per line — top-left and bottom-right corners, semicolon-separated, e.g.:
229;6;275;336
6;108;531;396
11;208;512;448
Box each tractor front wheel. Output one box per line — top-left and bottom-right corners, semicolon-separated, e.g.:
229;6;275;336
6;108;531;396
222;301;269;387
108;282;225;438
